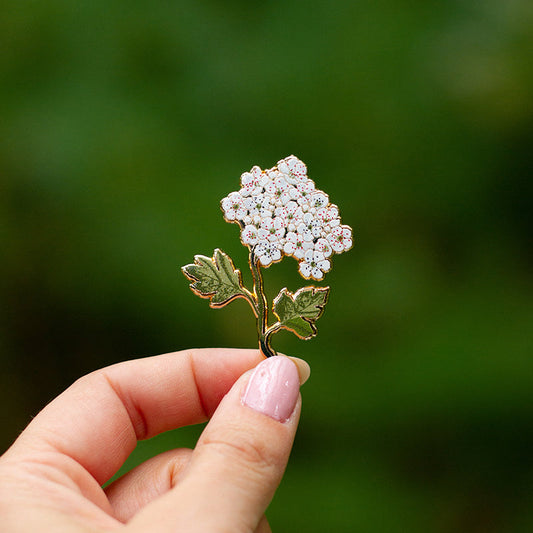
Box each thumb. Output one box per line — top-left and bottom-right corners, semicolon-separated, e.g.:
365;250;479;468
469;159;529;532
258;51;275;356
130;355;304;533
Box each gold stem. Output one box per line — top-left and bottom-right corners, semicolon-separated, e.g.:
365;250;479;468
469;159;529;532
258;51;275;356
264;322;282;351
250;251;277;357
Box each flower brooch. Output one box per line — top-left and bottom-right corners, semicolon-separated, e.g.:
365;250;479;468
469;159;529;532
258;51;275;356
182;155;353;357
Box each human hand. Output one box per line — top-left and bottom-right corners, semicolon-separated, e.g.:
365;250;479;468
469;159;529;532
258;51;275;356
0;349;309;532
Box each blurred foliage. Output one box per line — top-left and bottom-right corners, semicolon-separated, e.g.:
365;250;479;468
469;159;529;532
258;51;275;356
1;1;533;531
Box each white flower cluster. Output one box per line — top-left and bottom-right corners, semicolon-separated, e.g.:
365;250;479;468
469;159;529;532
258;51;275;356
221;155;353;280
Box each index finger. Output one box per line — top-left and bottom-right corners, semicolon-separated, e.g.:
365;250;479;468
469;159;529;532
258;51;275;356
6;348;264;484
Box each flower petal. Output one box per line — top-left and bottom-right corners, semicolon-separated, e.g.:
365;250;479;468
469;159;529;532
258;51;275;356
299;262;312;278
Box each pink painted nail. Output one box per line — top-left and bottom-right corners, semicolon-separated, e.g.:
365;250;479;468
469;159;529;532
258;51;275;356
242;356;300;422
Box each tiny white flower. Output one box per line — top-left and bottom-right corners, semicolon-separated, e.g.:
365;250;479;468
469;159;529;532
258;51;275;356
240;166;266;196
255;240;282;266
241;225;259;246
265;176;291;205
250;165;263;180
315;237;333;258
277;155;307;184
297;212;323;242
328;224;353;253
283;231;298;256
258;216;285;242
244;194;272;218
296;181;315;210
317;204;340;226
240;172;255;196
287;156;307;179
277;159;290;176
241;171;253;184
298;249;331;280
254;240;270;264
269;244;282;263
221;192;247;221
283;231;312;259
297;180;315;203
275;201;303;228
310;190;329;210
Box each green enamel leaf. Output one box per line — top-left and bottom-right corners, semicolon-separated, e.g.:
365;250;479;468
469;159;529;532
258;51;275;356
273;286;330;340
182;249;247;307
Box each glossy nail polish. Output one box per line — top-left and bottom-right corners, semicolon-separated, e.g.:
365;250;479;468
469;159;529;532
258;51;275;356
242;356;300;422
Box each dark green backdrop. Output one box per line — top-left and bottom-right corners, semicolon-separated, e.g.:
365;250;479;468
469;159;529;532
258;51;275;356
1;1;532;531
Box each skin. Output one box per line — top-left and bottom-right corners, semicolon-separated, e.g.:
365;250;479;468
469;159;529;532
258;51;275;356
0;348;306;533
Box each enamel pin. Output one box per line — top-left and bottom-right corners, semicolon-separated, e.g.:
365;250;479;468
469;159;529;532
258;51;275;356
182;155;353;357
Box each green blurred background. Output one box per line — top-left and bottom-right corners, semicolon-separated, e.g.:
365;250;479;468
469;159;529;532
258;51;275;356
1;1;532;531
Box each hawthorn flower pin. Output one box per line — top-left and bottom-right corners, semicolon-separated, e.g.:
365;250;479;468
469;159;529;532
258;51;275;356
182;155;353;357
